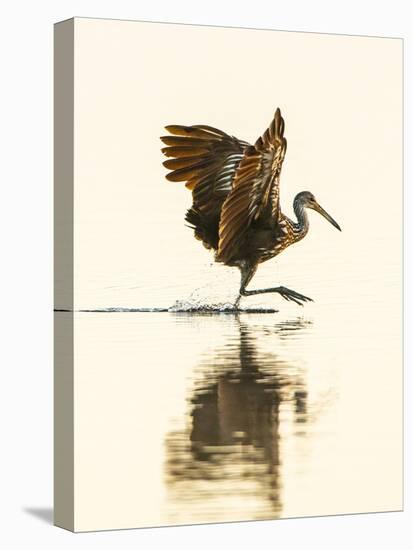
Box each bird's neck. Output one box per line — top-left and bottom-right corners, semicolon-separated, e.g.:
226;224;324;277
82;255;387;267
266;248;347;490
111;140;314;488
292;198;310;240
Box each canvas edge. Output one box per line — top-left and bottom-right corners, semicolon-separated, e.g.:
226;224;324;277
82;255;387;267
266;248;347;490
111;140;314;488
54;17;75;532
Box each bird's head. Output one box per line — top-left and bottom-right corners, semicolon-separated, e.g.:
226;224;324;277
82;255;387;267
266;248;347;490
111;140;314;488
295;191;341;231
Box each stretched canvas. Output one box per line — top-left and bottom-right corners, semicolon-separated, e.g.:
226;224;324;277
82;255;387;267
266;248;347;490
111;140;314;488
54;17;403;532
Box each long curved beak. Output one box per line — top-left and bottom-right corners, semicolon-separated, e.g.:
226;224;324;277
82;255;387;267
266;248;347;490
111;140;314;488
314;203;341;231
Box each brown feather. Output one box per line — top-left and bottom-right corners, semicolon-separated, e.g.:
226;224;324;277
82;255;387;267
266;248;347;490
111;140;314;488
161;121;250;251
161;146;209;158
217;109;287;263
165;163;216;182
191;124;229;137
160;135;212;147
164;125;224;140
163;156;208;170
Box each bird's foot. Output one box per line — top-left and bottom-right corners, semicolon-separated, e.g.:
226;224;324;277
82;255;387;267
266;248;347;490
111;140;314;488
239;285;312;307
276;286;313;306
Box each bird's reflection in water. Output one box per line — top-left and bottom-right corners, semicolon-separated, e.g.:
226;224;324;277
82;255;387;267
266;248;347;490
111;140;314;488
164;316;310;524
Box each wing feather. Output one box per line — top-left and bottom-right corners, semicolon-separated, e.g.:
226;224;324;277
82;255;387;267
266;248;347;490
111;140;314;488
161;146;210;158
161;124;250;216
217;108;287;263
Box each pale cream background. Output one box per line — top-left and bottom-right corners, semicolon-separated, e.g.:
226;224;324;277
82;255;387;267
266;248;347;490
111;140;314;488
71;18;402;531
73;18;402;311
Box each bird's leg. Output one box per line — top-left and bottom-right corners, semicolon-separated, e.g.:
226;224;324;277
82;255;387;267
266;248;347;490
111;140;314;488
237;263;313;307
235;263;258;309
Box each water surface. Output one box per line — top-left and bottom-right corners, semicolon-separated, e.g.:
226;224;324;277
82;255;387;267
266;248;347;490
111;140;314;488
71;290;402;529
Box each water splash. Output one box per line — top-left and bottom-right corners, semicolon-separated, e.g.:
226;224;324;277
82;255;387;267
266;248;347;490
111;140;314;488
168;300;277;314
168;284;278;313
168;299;238;313
55;281;278;314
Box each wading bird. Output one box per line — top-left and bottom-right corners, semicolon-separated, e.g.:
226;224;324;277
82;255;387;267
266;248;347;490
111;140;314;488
161;109;341;308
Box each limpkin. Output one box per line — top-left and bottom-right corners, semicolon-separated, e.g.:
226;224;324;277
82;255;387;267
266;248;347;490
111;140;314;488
161;109;341;308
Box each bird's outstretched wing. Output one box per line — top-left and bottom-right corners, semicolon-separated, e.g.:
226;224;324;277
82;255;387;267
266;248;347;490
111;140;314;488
217;108;287;263
160;125;250;218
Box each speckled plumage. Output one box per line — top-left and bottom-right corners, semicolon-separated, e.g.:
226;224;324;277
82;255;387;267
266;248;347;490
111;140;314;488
161;109;341;307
